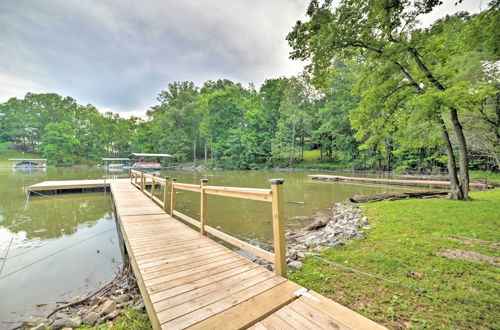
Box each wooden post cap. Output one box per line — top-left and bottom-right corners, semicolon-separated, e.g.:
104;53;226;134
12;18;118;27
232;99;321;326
172;178;177;181
200;179;209;183
164;176;170;179
269;178;285;185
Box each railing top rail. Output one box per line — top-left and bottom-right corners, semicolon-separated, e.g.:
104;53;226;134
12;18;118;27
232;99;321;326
173;182;202;192
203;185;272;202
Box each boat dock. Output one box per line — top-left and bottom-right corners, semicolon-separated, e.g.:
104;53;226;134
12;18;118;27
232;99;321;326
28;172;386;329
309;174;490;190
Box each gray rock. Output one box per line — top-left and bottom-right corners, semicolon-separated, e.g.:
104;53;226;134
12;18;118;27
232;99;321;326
114;294;129;303
132;301;145;310
288;249;298;260
71;316;82;327
104;309;122;320
98;300;116;316
54;312;67;320
82;312;99;326
50;318;79;329
30;324;47;330
288;261;303;270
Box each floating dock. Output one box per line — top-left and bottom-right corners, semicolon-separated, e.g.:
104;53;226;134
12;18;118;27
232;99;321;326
308;174;490;190
28;177;386;329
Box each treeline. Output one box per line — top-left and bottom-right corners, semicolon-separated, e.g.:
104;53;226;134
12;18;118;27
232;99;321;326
0;1;498;185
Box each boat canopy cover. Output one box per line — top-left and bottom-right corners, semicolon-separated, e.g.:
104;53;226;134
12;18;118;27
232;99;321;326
102;158;130;161
129;153;172;158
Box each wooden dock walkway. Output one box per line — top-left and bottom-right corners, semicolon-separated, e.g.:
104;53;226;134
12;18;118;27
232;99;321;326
309;174;490;190
29;177;386;329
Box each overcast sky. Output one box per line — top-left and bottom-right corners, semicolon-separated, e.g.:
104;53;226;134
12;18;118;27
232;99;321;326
0;0;487;117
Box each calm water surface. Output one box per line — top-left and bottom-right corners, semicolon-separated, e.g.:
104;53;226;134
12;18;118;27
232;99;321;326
0;167;420;326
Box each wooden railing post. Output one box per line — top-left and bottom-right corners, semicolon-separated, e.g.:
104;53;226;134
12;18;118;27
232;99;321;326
170;178;177;216
200;179;208;235
134;171;138;186
163;176;170;212
140;171;145;192
270;178;286;278
150;174;156;199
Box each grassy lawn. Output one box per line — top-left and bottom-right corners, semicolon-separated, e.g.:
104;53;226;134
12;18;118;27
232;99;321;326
470;170;500;185
0;142;42;166
290;189;500;329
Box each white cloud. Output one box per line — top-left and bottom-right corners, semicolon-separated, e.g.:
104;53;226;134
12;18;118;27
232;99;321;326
0;0;488;116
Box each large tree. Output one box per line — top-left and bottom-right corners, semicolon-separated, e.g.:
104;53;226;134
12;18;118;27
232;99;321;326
287;0;498;199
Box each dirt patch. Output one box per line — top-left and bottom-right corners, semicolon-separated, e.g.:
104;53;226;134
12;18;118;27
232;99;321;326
444;236;500;249
436;249;500;267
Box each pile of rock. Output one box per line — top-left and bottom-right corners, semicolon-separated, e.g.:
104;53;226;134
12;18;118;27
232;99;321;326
21;263;147;330
285;203;370;270
249;203;370;273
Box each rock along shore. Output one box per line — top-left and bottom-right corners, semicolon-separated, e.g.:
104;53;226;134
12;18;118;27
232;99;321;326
20;263;146;330
252;202;371;271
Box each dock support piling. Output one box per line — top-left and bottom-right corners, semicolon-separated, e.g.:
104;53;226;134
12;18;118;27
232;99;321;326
170;178;177;216
140;171;145;192
163;177;170;212
200;179;208;235
150;174;155;199
270;178;287;278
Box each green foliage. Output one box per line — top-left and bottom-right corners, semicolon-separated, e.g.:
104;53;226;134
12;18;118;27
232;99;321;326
41;121;80;166
76;308;151;329
290;188;500;329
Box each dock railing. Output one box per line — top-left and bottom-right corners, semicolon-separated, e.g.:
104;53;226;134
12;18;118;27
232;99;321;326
130;169;287;277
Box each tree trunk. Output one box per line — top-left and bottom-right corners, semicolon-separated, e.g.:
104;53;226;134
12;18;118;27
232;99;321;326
449;107;470;199
289;122;296;166
204;142;207;163
193;140;196;164
438;118;464;200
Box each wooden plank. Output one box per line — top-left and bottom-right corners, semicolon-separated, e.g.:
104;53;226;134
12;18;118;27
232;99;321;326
143;250;236;281
288;299;347;329
145;255;244;286
173;210;201;228
138;246;233;270
298;290;386;330
204;225;274;263
270;181;286;277
247;323;269;330
158;271;278;324
173;182;202;192
136;245;226;266
149;262;261;304
161;276;286;329
204;185;272;202
154;267;269;313
260;314;296;330
188;280;302;330
147;259;250;294
274;306;320;330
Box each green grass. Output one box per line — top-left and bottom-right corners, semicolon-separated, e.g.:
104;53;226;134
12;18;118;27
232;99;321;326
290;189;500;329
470;170;500;185
0;142;42;166
76;308;152;329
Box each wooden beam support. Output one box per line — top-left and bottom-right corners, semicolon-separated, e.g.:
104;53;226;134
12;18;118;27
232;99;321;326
163;176;170;212
200;179;208;235
170;178;177;216
270;178;286;278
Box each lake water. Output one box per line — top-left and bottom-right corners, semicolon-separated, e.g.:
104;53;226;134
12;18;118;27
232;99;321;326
0;167;420;326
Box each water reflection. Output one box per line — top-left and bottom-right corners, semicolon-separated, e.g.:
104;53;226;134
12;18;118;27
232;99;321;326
0;169;122;326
